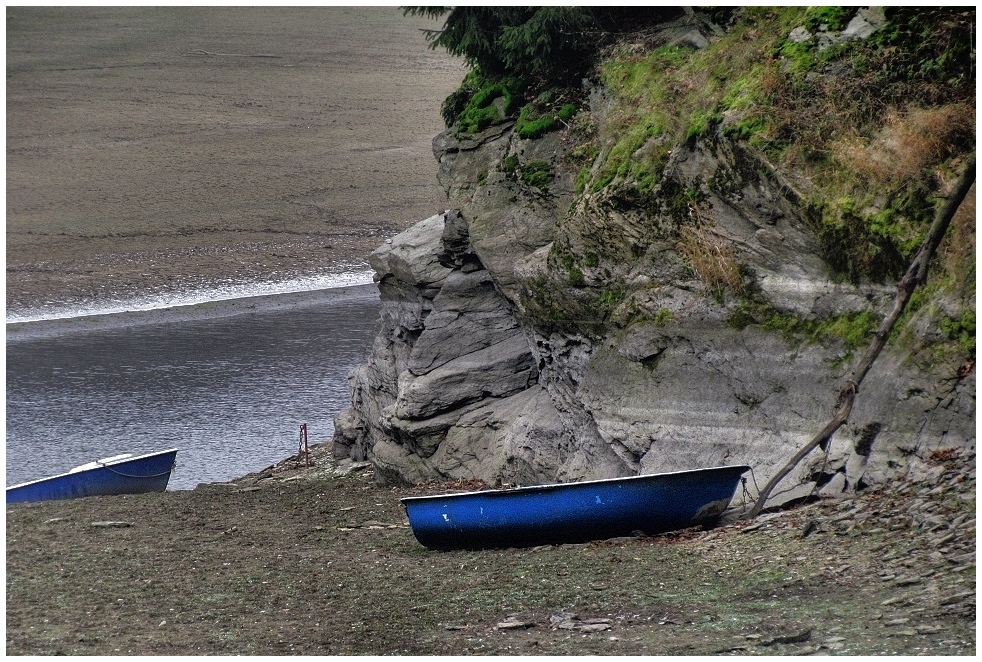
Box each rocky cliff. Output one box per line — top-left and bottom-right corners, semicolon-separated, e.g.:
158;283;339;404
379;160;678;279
332;8;975;504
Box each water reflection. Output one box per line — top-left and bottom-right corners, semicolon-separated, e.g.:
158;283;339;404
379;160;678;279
6;293;380;490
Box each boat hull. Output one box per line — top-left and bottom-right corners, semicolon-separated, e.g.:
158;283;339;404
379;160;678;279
401;465;750;550
6;449;178;504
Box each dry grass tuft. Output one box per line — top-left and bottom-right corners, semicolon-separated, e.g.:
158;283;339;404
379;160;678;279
939;179;976;286
679;224;744;299
832;102;975;186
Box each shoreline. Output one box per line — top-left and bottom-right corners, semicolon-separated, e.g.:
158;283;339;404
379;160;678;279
6;7;463;316
6;282;380;341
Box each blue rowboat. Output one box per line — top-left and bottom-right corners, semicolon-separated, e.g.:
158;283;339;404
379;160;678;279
401;465;751;550
6;449;178;504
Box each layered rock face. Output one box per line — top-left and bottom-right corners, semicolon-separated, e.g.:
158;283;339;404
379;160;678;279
332;210;566;486
333;27;975;497
332;116;974;497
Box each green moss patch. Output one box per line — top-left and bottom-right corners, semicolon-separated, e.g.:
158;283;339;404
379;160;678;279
730;301;879;351
502;156;555;190
447;73;526;134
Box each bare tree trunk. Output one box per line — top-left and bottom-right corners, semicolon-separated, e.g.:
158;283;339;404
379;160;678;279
746;155;975;519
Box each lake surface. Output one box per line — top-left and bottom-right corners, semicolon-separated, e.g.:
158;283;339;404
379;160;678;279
6;291;380;491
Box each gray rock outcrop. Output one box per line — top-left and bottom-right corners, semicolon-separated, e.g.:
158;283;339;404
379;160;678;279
333;209;567;486
333;127;974;495
332;11;975;496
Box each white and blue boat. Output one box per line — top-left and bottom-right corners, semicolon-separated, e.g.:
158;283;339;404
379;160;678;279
6;449;178;504
401;465;751;550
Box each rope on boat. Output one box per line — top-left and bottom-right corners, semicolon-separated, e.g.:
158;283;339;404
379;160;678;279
739;467;762;507
748;466;761;495
99;461;176;480
809;445;833;499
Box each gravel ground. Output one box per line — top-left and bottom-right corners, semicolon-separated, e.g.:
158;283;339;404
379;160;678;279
5;445;975;655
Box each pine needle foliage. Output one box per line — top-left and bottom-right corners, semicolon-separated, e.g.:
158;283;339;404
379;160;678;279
403;7;682;86
403;6;591;84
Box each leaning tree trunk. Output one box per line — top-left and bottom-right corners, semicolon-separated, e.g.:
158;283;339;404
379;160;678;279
746;155;976;519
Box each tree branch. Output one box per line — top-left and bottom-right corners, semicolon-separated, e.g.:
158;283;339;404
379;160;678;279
746;155;975;519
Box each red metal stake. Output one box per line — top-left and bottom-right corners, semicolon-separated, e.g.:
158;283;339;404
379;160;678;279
300;423;310;467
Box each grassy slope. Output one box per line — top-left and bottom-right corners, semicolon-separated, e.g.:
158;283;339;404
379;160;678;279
563;6;974;356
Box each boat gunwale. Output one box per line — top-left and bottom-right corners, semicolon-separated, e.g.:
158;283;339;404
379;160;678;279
6;448;179;491
399;464;751;504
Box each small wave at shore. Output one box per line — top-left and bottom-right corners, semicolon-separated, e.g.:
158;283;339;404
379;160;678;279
6;270;376;325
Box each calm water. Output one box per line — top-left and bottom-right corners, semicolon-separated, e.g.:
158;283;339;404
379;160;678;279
6;292;380;490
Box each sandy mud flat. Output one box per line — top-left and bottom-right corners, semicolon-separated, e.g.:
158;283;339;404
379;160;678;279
6;6;463;318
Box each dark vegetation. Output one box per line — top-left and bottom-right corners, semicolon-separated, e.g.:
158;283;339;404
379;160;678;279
405;7;681;135
403;7;683;86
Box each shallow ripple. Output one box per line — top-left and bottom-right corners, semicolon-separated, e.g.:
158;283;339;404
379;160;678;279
6;293;380;490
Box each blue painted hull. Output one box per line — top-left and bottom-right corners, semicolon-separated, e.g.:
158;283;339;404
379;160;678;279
401;465;750;550
6;449;178;504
